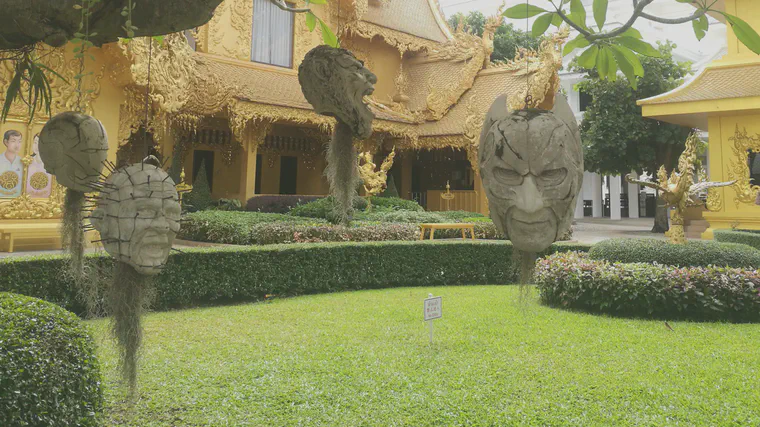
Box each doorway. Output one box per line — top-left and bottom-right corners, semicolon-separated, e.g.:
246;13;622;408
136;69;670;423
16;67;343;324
192;150;215;191
279;156;297;194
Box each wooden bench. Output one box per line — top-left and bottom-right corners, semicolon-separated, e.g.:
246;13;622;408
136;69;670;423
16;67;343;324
0;221;63;253
419;223;476;240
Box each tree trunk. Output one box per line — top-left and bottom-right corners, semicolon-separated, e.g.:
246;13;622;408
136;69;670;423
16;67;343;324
652;189;669;233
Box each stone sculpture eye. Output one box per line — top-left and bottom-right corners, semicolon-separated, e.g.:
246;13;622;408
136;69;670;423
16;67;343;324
494;167;523;186
538;167;567;187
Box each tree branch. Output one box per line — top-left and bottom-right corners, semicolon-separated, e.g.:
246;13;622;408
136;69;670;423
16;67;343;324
269;0;310;13
586;0;655;41
634;0;708;25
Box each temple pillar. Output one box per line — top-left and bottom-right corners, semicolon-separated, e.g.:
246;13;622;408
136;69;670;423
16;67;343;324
591;173;603;218
400;152;412;200
238;145;257;204
610;175;622;220
627;172;640;219
574;192;584;219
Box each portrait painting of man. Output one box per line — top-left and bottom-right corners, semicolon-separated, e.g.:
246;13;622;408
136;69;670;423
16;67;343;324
25;133;53;198
0;129;24;198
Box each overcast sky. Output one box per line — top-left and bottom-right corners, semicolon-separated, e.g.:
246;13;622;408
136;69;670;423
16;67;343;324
437;0;727;67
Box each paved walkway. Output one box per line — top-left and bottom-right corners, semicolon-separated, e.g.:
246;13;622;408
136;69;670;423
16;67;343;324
571;218;668;245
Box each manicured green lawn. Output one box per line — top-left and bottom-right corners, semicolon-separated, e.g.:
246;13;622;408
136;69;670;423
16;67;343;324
89;286;760;426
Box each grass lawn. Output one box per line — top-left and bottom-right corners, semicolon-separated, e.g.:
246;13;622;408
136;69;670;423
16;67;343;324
88;286;760;426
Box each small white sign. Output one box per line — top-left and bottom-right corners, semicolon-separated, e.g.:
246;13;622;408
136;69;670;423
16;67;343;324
424;296;442;321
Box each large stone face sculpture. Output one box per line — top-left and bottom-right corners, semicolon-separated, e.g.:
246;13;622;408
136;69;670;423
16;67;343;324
38;111;109;192
90;158;181;276
299;45;378;139
479;94;583;253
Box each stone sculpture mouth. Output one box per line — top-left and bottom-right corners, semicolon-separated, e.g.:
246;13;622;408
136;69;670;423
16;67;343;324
359;85;375;111
139;232;169;258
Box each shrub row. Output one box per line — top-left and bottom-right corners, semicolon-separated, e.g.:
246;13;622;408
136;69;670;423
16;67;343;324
536;251;760;322
0;241;592;315
0;293;103;426
246;195;324;213
179;211;504;245
714;229;760;251
589;238;760;268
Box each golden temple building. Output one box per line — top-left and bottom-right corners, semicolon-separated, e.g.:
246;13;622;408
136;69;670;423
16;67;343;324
0;0;566;251
639;0;760;237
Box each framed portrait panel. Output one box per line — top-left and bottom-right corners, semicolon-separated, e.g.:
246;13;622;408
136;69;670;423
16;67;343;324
0;119;28;199
24;124;54;199
0;119;64;219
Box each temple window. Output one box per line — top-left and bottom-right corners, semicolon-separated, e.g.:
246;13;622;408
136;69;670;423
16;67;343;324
251;0;294;68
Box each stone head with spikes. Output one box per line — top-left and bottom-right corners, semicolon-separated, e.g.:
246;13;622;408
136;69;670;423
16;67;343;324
38;111;109;192
90;156;180;275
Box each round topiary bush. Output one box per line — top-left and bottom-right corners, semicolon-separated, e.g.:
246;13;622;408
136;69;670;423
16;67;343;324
589;238;760;268
536;251;760;322
0;293;103;426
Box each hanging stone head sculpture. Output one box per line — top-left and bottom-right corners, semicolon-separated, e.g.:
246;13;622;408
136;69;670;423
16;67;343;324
479;93;583;253
38;111;109;192
299;45;378;139
90;157;181;276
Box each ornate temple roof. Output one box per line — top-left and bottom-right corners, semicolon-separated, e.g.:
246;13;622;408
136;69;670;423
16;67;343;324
111;9;567;152
639;61;760;129
360;0;452;43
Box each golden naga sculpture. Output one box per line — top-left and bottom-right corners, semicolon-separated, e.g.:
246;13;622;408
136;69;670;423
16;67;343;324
626;134;736;244
357;148;396;210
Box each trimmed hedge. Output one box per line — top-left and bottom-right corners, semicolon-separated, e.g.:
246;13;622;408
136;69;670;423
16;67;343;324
289;196;369;220
0;293;103;425
589;238;760;268
536;252;760;322
178;211;327;244
0;241;592;315
714;229;760;251
179;211;505;245
246;195;323;214
365;196;424;212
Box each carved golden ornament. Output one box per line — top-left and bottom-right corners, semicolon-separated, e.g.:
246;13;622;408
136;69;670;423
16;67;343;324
176;167;194;207
482;3;505;69
463;94;485;174
626;134;735;244
424;31;486;120
231;0;254;61
727;126;760;207
706;187;723;212
207;0;229;56
122;34;196;113
358;147;396;208
0;171;18;190
294;10;312;67
503;28;569;111
0;183;64;219
0;47;103;118
29;172;49;190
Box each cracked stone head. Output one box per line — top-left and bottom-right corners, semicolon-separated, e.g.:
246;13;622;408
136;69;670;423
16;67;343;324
299;45;378;139
90;157;181;276
38;111;109;192
478;93;583;253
